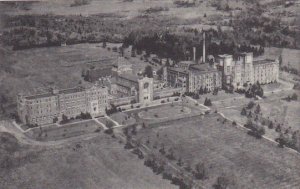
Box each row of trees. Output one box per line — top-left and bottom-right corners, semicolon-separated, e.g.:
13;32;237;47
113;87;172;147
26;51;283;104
277;131;300;152
245;82;264;98
123;30;266;63
244;119;265;139
124;128;237;189
59;112;92;124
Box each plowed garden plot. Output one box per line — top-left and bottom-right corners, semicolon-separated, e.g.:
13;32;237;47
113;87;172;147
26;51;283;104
134;114;300;189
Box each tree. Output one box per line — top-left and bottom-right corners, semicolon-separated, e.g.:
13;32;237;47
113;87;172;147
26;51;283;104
106;120;114;128
278;54;282;67
204;98;212;106
194;162;208;180
131;124;137;135
144;65;153;78
255;104;261;114
213;88;219;95
166;148;175;160
199;87;204;95
213;174;237;189
241;108;247;116
131;47;136;57
291;93;298;101
60;114;69;124
177;158;183;166
247;101;255;109
268;121;274;129
102;41;107;48
104;128;114;135
53;117;58;123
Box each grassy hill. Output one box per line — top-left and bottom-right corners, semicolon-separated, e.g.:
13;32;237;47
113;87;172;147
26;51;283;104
0;131;176;189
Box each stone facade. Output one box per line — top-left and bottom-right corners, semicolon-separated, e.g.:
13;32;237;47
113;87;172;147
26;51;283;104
138;77;154;105
17;85;108;125
216;53;279;88
165;63;221;93
188;64;222;93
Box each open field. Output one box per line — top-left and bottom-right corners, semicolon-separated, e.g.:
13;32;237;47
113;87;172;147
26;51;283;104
259;93;300;131
134;114;300;189
0;131;176;189
2;0;226;20
138;105;192;120
109;112;136;126
25;119;102;141
212;84;300;139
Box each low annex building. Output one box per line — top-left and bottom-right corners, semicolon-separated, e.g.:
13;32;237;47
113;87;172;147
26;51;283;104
17;84;108;125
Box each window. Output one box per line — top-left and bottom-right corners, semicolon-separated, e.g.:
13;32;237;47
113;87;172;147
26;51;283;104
227;66;230;72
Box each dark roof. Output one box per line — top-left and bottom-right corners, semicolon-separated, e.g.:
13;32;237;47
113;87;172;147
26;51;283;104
189;63;218;73
118;73;140;82
113;57;132;67
178;61;195;66
168;67;189;74
253;59;276;65
59;86;85;95
25;86;85;100
25;93;54;100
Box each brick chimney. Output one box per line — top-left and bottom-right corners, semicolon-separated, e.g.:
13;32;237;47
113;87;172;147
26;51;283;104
203;31;206;63
193;47;196;62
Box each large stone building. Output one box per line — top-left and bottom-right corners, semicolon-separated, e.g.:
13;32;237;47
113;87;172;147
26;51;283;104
188;64;222;93
216;52;279;88
164;31;279;92
164;52;279;93
164;62;222;93
17;84;108;125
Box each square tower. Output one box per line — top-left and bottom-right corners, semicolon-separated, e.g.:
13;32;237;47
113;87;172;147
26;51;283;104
138;77;154;105
240;52;254;84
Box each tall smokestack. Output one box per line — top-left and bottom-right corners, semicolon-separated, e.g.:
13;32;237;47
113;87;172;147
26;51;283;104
203;31;206;63
193;47;196;62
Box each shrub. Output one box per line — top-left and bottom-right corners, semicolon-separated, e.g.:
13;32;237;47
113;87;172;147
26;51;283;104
60;114;69;124
166;148;176;160
106;120;114;128
241;108;247;116
204;98;212;106
247;101;255;109
291;93;298;101
213;174;237;189
53;117;58;123
255;104;261;114
194;162;209;180
70;0;91;7
104;128;114;135
245;120;265;139
94;128;101;133
268;121;274;129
